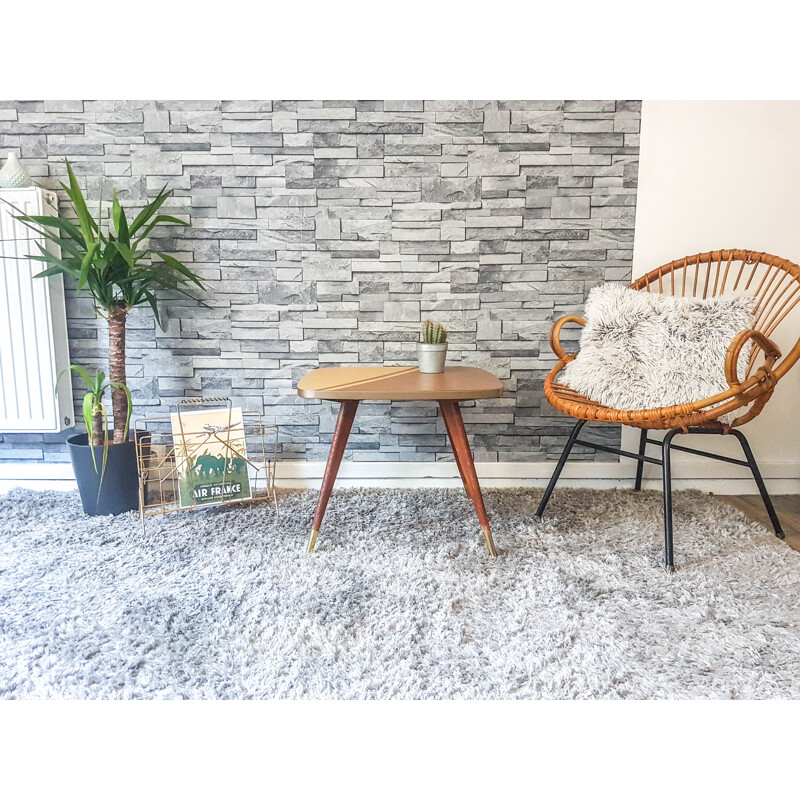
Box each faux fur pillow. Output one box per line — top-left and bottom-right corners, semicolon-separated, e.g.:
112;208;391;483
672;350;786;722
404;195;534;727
560;285;755;411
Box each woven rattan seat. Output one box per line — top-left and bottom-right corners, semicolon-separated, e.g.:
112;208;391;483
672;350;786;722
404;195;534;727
545;381;721;431
537;249;800;569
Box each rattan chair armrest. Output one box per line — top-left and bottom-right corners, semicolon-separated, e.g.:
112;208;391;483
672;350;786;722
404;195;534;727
725;329;782;387
550;315;586;362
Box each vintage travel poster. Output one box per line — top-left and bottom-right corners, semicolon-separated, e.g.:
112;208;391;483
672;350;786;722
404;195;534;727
170;408;252;508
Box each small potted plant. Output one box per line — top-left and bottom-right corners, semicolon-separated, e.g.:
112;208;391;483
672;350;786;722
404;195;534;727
417;319;448;373
15;159;207;515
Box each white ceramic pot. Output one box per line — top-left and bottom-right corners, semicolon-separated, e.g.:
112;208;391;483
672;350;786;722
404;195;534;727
0;152;32;188
417;342;448;373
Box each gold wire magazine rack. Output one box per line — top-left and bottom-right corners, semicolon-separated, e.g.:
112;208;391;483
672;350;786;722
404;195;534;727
134;398;279;532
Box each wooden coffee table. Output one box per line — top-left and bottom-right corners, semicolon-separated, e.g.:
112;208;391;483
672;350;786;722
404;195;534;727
297;366;503;555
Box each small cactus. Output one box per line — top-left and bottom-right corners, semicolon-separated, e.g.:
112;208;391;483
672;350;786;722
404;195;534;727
421;319;448;344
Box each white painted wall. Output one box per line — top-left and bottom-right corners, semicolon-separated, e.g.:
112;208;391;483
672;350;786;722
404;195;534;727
627;100;800;488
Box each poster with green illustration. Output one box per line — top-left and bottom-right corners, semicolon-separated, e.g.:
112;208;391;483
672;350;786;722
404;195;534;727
170;408;252;508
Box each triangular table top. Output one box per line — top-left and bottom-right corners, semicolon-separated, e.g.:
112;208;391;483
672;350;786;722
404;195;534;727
297;366;503;400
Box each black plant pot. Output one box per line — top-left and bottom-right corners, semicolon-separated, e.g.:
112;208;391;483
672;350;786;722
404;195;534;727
67;432;143;516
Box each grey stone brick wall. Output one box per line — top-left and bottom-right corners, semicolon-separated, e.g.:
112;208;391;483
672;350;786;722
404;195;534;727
0;100;640;465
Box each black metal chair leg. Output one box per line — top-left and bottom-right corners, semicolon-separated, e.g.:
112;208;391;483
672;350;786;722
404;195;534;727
661;430;680;572
729;429;785;539
634;428;648;490
535;420;586;521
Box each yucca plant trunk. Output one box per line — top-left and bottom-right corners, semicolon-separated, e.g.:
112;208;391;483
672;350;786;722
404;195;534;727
91;408;104;447
108;305;129;444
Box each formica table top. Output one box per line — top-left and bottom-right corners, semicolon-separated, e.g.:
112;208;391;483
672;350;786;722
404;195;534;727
297;366;503;401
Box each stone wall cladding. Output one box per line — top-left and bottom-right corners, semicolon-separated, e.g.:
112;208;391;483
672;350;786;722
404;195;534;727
0;100;640;464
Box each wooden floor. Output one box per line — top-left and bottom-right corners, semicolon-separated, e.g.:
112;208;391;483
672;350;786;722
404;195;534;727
717;494;800;553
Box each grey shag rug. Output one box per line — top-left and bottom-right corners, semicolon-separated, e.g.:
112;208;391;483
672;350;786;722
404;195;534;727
1;487;798;700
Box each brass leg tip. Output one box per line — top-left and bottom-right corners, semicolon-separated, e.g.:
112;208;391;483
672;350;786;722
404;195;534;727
665;564;676;573
482;526;497;557
307;529;319;553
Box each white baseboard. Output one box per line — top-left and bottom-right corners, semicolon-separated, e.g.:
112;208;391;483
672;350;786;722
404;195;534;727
2;460;799;494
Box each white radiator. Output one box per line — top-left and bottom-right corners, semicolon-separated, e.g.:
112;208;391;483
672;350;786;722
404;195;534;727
0;187;73;432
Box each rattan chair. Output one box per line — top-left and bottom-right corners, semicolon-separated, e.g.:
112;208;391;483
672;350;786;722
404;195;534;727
535;249;800;570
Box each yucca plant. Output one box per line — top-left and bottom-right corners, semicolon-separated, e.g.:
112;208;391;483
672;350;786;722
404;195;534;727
421;319;448;344
13;159;207;444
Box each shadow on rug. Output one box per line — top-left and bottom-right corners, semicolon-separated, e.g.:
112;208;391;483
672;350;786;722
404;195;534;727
1;487;798;699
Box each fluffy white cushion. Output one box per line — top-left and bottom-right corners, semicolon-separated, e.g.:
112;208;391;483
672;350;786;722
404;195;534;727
560;285;755;412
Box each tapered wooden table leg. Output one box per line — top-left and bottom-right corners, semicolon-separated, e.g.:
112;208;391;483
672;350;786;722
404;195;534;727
439;400;497;556
440;402;473;501
308;399;359;552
